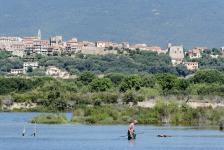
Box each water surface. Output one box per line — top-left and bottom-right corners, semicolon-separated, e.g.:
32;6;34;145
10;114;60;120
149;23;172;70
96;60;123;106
0;112;224;150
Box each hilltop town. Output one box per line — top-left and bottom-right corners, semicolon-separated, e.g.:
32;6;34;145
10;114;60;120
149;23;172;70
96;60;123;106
1;30;224;78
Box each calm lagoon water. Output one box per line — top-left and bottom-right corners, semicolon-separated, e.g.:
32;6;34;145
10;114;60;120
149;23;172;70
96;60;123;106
0;112;224;150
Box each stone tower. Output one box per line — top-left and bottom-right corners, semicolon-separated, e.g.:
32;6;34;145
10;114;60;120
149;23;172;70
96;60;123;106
169;45;184;66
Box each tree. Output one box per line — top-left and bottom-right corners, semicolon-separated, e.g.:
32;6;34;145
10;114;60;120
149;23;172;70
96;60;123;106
176;64;189;77
108;46;113;50
106;73;126;85
27;66;33;73
123;90;144;105
192;70;224;84
90;78;113;92
156;74;178;95
0;51;12;59
120;75;142;92
141;75;156;88
177;79;190;91
212;48;221;55
176;79;190;99
79;71;96;84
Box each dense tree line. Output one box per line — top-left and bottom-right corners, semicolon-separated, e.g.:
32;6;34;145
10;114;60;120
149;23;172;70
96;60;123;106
38;51;191;76
1;69;224;111
1;48;224;76
0;50;191;76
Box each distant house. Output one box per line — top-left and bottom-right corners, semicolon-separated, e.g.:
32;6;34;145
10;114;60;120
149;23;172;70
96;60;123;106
0;36;23;50
194;47;207;52
23;61;39;73
121;42;130;49
95;41;107;48
168;44;184;66
46;66;70;79
10;43;25;57
184;62;199;70
50;36;63;46
65;38;79;53
210;54;219;59
10;69;24;75
188;48;201;59
129;44;147;50
32;40;50;55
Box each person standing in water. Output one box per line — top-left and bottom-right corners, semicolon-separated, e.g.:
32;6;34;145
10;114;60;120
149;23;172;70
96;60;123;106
128;120;137;140
32;122;37;136
219;122;223;131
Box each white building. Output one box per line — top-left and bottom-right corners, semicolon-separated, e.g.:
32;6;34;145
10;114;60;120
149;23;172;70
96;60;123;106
0;37;23;50
122;42;130;49
33;40;49;55
183;62;199;70
10;69;24;75
23;62;39;73
95;41;107;48
188;48;201;59
10;43;25;57
65;38;79;53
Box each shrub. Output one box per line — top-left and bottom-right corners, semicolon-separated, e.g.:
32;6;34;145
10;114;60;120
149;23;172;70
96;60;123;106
79;71;96;84
89;78;113;92
30;114;68;124
123;90;144;105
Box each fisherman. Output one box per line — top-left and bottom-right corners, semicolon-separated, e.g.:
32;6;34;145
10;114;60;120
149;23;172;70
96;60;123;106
128;119;137;140
32;122;37;137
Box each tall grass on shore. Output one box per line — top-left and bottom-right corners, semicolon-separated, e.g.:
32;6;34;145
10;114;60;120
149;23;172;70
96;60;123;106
71;102;224;126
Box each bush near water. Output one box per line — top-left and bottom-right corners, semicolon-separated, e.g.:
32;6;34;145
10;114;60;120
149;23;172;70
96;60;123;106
30;114;68;124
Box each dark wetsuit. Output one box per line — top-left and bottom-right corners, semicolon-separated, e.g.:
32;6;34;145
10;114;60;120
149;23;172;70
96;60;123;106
128;130;136;140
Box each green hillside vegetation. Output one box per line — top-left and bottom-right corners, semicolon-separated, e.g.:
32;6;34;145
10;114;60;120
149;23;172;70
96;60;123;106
0;51;190;76
0;69;224;112
1;49;224;76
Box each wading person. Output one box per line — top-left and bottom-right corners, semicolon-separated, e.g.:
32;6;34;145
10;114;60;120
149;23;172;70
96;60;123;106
128;120;137;140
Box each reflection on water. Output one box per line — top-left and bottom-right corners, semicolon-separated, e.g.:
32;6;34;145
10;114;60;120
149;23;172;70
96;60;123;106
0;112;224;150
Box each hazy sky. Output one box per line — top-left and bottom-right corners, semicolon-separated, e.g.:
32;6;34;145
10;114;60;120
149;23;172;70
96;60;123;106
0;0;224;48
